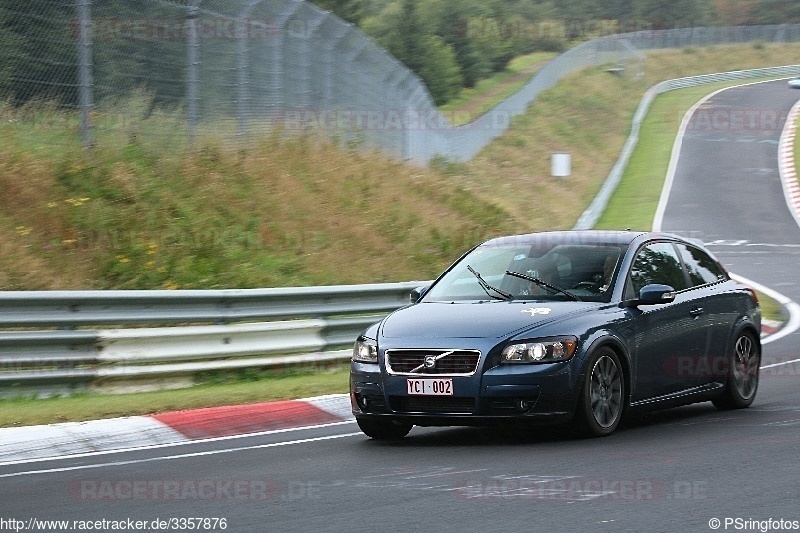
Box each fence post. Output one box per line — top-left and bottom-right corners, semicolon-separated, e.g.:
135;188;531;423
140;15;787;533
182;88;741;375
186;1;201;143
237;1;265;141
76;0;93;148
236;16;250;140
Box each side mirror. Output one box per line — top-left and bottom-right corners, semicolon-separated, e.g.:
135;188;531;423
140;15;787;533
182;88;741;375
628;284;676;306
410;285;430;304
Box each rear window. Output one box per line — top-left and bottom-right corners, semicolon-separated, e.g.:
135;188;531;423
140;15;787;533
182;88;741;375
676;243;726;287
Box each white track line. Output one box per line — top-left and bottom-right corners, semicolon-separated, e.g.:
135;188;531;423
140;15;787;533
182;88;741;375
654;78;792;232
729;273;800;346
0;420;356;468
0;432;364;478
654;80;800;344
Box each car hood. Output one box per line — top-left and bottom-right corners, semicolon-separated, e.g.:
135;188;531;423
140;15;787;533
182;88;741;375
380;301;599;339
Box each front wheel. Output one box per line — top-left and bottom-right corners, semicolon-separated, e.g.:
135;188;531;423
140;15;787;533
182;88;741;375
712;331;760;410
356;417;413;440
574;348;625;437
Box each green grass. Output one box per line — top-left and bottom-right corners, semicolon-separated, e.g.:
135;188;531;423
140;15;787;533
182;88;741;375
439;52;557;125
0;365;349;427
594;79;787;230
0;107;518;290
758;291;783;324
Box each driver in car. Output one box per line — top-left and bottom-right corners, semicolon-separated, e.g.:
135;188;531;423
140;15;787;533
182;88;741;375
598;253;618;292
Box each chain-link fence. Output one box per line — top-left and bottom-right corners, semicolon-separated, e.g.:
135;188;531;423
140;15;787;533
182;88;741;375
3;1;800;164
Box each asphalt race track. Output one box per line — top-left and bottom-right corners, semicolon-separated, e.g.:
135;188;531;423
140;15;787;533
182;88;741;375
2;81;800;533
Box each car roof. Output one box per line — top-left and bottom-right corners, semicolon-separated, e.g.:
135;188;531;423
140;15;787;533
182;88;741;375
482;230;648;247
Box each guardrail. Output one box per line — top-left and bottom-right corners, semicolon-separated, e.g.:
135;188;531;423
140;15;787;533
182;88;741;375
7;70;799;396
573;64;800;230
0;282;426;394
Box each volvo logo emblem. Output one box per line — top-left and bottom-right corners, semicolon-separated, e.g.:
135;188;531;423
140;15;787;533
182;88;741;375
407;350;456;374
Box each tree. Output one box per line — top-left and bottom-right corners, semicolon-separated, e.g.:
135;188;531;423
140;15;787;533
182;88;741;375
0;7;22;98
0;0;77;106
90;0;192;111
362;0;463;104
312;0;367;25
423;0;515;87
712;0;757;25
418;36;463;105
362;0;429;73
633;0;715;28
753;0;800;24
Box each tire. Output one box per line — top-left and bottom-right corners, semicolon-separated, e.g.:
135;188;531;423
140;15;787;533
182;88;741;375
356;417;413;440
712;331;760;410
574;347;625;437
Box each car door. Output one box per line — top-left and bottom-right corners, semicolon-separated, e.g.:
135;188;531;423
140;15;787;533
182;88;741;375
674;242;731;387
626;241;708;402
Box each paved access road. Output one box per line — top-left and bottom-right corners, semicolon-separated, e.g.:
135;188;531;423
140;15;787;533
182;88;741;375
2;80;800;533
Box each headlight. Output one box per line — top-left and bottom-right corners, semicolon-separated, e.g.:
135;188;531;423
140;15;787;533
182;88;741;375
501;336;578;364
352;338;378;363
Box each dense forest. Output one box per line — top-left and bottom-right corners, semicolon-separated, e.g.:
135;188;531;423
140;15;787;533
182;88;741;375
1;0;799;109
316;0;800;103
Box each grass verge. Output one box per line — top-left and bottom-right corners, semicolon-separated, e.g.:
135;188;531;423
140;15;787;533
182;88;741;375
594;79;788;231
438;52;557;126
758;291;783;324
0;365;349;428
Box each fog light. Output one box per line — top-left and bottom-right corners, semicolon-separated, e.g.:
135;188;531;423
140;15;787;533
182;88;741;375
357;394;369;410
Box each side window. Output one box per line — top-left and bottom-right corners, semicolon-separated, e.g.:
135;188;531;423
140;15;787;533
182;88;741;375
676;243;726;287
628;242;687;297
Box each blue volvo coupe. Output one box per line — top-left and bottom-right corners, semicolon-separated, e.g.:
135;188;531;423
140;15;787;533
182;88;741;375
350;231;761;439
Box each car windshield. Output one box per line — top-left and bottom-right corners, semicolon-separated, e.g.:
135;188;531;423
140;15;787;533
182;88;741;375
423;241;627;302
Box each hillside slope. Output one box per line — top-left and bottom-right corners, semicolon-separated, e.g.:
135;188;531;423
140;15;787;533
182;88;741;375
2;43;799;290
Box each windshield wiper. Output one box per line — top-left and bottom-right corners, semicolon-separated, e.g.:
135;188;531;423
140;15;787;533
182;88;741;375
467;265;514;301
505;270;582;302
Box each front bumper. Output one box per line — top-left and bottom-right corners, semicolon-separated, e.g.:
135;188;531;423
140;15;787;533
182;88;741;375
350;359;581;426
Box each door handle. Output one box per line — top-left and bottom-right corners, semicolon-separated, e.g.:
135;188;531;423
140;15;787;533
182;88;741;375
689;307;704;317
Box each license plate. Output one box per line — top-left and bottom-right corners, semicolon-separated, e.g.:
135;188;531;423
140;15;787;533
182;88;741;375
406;378;453;396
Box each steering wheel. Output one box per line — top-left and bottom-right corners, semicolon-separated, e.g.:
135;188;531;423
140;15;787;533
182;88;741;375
572;281;601;292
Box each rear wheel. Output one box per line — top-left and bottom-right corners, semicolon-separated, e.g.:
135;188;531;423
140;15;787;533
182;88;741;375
712;331;760;410
356;417;413;440
574;348;625;437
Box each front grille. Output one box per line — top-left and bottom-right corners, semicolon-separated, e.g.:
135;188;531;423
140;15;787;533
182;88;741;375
386;349;480;375
390;396;476;414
